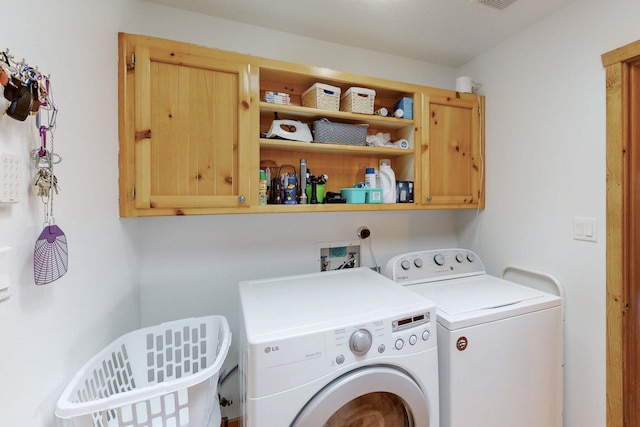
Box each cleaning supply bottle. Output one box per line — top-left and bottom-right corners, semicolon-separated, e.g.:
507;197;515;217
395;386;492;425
259;170;268;205
378;159;396;203
365;167;377;188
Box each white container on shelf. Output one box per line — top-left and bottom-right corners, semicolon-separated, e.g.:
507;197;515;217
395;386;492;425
378;159;396;203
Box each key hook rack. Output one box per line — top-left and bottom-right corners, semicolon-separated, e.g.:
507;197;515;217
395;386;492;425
1;47;68;285
0;48;59;172
0;48;54;123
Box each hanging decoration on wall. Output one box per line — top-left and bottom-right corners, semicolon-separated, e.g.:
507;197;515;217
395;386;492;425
0;50;48;121
33;89;67;286
0;49;68;285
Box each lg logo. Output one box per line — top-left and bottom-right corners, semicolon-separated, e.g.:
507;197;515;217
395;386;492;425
264;345;279;353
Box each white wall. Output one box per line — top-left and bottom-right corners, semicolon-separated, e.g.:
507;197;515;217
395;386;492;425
457;0;640;425
0;1;140;426
1;0;629;425
123;2;456;89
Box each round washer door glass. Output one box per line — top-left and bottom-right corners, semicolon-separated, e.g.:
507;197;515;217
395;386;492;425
292;366;431;427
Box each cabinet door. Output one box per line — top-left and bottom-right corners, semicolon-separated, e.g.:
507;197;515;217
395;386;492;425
119;35;252;216
421;93;484;208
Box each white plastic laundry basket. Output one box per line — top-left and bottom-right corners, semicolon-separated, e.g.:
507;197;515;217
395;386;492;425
55;316;231;427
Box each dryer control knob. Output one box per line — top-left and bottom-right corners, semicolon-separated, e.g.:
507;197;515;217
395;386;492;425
350;329;373;356
401;260;411;270
434;253;446;266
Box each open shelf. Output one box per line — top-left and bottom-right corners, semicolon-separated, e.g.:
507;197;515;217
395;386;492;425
259;138;414;156
260;102;413;131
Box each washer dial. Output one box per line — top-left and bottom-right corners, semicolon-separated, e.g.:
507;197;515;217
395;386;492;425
350;329;373;356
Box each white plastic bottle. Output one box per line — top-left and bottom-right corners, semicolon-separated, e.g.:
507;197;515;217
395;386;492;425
378;159;396;203
365;167;377;188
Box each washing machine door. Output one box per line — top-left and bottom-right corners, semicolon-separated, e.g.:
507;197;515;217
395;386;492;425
292;366;431;427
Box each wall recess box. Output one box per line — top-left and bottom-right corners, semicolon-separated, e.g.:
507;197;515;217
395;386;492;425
315;240;361;272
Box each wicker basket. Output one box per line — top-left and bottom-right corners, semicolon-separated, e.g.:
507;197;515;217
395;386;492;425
302;83;341;111
340;87;376;114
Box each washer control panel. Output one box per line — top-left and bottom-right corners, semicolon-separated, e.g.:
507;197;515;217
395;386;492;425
327;308;436;370
248;306;437;397
384;248;485;285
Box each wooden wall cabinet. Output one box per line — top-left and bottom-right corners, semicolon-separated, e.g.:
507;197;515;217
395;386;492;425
421;93;485;208
118;33;485;217
118;33;253;217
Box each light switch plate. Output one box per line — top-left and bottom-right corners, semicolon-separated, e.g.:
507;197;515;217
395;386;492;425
0;247;11;302
0;153;21;203
574;217;597;242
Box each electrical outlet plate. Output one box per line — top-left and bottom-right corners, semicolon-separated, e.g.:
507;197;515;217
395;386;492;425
315;240;361;272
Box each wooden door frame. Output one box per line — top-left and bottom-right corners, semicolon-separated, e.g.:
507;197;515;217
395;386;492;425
602;39;640;427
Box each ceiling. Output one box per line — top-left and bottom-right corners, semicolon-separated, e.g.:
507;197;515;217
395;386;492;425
142;0;575;68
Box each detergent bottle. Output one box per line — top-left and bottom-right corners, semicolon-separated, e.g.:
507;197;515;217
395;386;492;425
378;159;396;203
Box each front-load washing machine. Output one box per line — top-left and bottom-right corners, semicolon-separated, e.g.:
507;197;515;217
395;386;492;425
385;249;563;427
238;267;439;426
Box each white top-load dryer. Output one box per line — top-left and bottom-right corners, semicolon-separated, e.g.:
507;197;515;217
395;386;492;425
385;249;563;427
239;267;440;427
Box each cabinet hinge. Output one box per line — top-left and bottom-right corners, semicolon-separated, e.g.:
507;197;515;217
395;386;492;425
131;185;136;200
127;53;135;71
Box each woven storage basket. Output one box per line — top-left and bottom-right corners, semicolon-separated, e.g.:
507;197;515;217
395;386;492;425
340;87;376;114
55;316;231;427
302;83;341;111
313;118;368;146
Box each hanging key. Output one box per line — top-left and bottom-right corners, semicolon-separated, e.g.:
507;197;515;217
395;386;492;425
34;169;50;197
34;169;58;197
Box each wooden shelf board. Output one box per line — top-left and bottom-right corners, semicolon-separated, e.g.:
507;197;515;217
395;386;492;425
260;138;413;156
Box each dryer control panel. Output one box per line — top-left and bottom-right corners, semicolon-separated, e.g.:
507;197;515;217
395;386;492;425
384;248;485;285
